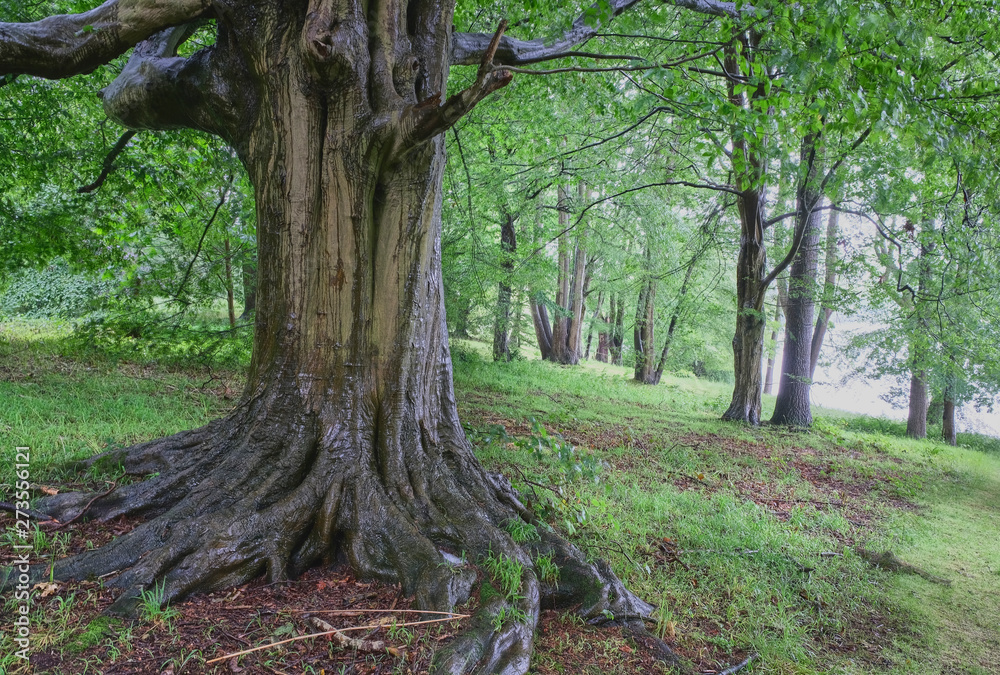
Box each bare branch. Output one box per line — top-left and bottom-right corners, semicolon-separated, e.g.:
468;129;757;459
451;0;643;67
0;0;212;79
77;129;137;193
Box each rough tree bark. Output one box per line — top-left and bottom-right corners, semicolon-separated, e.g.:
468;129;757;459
492;209;517;362
0;3;668;673
240;257;257;319
770;136;824;427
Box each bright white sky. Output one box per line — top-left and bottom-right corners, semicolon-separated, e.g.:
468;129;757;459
775;318;1000;438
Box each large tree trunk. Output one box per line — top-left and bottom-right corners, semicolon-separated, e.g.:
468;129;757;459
810;209;839;378
770;137;824;427
492;210;517;361
722;187;768;424
5;5;661;673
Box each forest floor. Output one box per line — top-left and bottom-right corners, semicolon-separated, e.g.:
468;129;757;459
1;322;998;674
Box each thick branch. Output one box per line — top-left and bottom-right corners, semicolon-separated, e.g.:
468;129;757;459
661;0;743;18
451;0;643;67
101;24;244;141
399;22;512;152
0;0;211;79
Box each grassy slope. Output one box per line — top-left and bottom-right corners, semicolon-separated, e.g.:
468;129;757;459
1;325;998;674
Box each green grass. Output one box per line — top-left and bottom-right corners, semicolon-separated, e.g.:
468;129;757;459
2;325;999;674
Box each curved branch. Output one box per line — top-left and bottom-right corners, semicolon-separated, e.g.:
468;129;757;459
451;0;643;67
0;0;212;79
101;24;246;143
77;129;137;193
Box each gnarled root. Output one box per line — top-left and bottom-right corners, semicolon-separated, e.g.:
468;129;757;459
4;403;684;674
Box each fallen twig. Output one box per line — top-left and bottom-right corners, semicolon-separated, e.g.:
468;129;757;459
205;614;469;664
306;616;405;657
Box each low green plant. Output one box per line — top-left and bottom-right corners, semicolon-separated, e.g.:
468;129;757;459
482;550;524;602
534;552;559;586
504;518;540;543
139;580;181;627
491;605;529;632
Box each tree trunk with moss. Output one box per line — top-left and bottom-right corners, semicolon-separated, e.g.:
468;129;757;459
0;3;666;673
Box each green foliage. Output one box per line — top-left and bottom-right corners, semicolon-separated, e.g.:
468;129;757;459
0;260;114;318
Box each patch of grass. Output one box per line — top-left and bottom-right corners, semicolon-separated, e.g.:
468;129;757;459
2;329;1000;674
482;550;525;602
139;580;181;628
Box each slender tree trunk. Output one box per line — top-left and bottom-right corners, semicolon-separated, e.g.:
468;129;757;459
906;371;929;439
771;135;824;427
810;209;839;378
610;296;625;366
550;185;572;363
223;234;237;329
763;294;783;395
654;254;698;384
531;296;554;360
906;220;935;440
492;210;517;362
585;290;604;360
942;391;957;446
633;255;657;384
721;34;769;424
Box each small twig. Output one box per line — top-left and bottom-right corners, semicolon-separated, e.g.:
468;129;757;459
205;614;469;664
289;608;461;616
756;497;843;506
48;484;117;530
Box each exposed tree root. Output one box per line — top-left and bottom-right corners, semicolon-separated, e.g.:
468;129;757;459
2;402;688;674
